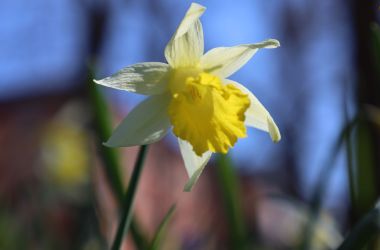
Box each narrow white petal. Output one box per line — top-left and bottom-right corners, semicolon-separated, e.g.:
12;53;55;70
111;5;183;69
94;62;170;95
164;3;205;68
226;79;281;142
200;39;280;78
178;139;212;192
105;94;171;147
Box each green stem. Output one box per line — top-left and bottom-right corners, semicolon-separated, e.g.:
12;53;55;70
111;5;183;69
149;205;176;250
354;117;377;217
299;118;357;250
88;76;148;249
89;84;125;201
337;205;380;250
345;118;357;219
111;145;149;250
216;154;247;250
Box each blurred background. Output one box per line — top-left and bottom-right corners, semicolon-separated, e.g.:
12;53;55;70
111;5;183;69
0;0;379;249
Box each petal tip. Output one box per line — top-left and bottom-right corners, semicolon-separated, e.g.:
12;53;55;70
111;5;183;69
271;39;281;48
263;39;280;48
267;117;281;142
102;141;114;148
103;138;123;148
190;2;206;12
174;2;206;39
93;79;102;84
94;78;109;87
272;134;281;143
182;156;211;192
178;139;212;192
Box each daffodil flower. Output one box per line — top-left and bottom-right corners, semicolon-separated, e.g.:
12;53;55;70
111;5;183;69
95;3;281;191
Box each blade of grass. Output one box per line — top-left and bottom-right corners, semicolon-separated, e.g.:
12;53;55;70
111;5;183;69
216;154;247;250
337;204;380;250
88;71;148;249
352;0;380;224
371;23;380;70
299;118;357;250
344;97;358;223
89;84;124;201
149;205;176;250
354;118;377;217
111;145;149;250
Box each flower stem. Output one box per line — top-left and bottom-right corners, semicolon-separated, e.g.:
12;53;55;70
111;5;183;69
111;145;149;250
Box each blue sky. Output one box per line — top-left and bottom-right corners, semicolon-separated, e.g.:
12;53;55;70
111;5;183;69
0;0;352;210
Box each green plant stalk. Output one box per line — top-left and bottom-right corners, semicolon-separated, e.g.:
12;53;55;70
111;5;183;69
149;205;176;250
89;84;124;200
299;118;357;250
88;78;148;249
111;145;149;250
352;0;380;224
354;119;377;217
337;205;380;250
216;154;247;250
344;107;358;221
371;23;380;70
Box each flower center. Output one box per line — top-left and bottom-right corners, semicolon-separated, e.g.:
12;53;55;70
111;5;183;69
168;69;251;156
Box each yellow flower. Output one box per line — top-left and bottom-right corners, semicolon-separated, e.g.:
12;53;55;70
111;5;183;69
95;3;281;191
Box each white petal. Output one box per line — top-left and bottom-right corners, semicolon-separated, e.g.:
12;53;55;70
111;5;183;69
226;80;281;142
94;62;170;95
104;94;171;147
200;39;280;78
178;139;212;192
164;3;205;68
